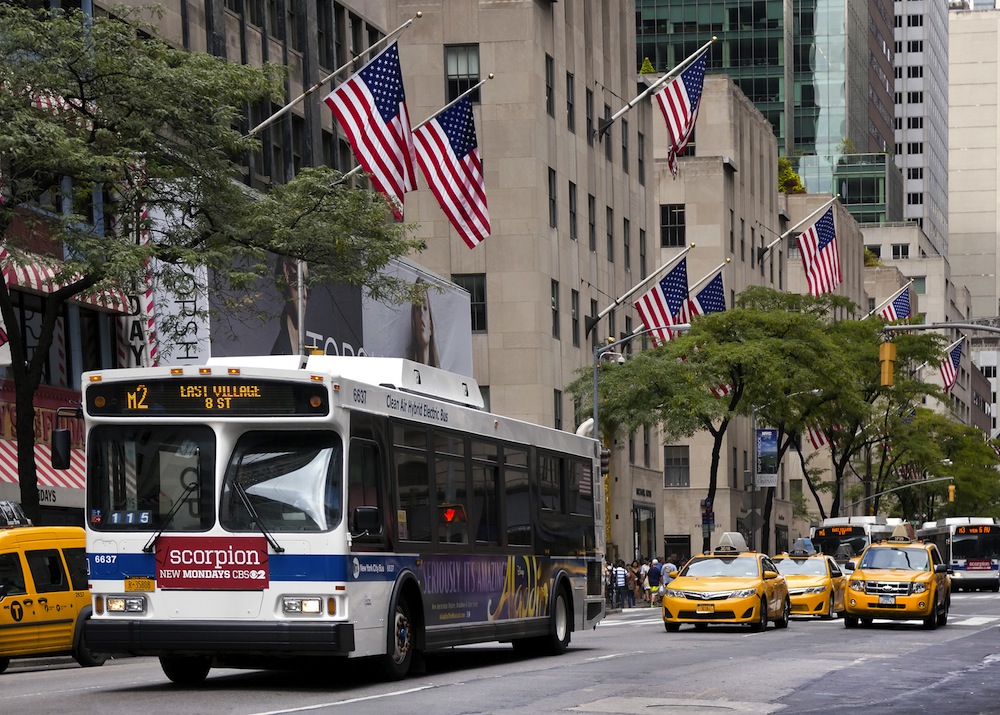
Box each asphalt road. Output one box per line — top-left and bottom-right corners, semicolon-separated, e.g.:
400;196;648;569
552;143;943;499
4;591;999;714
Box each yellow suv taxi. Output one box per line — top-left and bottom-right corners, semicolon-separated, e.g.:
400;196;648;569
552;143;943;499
661;532;791;632
843;524;951;629
0;512;106;673
773;538;846;619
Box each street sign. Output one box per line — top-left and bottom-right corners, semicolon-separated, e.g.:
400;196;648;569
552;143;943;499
744;510;764;533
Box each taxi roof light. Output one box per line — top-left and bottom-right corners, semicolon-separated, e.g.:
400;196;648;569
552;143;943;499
888;523;916;542
713;531;749;554
788;537;817;556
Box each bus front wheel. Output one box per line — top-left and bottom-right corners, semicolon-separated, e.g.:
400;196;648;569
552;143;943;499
159;655;211;685
379;597;414;680
545;588;571;654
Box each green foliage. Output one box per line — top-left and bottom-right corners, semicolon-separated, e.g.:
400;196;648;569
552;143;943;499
777;156;805;194
864;248;882;267
639;57;657;75
0;5;424;520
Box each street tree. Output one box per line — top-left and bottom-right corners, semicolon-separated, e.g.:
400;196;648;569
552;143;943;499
0;5;425;521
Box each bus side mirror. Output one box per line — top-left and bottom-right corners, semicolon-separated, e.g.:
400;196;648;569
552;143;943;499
52;428;72;470
352;506;380;535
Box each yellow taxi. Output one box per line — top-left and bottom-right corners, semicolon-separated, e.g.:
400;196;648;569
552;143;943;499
843;523;951;629
661;532;791;632
0;508;106;673
773;538;846;619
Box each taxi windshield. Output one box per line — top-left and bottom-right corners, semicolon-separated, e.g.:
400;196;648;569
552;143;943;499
775;558;827;576
860;546;930;571
682;556;759;578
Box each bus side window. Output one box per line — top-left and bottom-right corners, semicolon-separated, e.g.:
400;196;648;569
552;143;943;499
348;440;383;537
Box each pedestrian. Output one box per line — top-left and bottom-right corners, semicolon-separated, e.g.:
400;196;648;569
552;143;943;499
662;555;678;588
640;558;651;603
605;564;615;608
625;562;637;607
647;559;662;606
629;560;642;606
614;559;628;608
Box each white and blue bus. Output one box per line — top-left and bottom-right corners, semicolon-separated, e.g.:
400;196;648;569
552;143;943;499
917;517;1000;592
70;355;605;684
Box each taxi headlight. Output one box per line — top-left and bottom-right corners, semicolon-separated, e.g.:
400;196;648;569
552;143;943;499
911;582;928;594
804;586;826;595
730;588;757;598
106;595;146;613
849;580;865;592
664;588;683;599
282;597;323;614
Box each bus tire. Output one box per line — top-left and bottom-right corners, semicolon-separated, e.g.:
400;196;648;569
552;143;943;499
73;620;107;668
159;656;211;685
379;596;414;680
543;586;572;655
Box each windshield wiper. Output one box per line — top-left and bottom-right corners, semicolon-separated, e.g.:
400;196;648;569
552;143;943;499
143;481;198;553
232;479;285;553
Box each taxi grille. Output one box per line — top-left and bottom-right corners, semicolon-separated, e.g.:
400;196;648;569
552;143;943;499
862;581;911;596
670;590;736;601
678;609;738;619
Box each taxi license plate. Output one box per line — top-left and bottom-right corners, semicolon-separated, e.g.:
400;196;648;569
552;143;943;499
125;577;155;592
878;595;895;606
696;604;715;614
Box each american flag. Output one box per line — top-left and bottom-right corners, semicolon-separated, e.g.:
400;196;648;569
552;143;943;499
796;207;841;296
324;42;416;220
655;48;708;178
880;290;911;321
806;424;827;450
940;342;962;392
687;272;726;318
413;96;490;249
635;259;690;346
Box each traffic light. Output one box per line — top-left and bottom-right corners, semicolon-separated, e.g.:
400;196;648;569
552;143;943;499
879;341;896;387
600;448;611;475
948;484;956;503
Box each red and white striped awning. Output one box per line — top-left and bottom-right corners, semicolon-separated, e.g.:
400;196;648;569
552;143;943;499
0;439;86;491
1;247;129;314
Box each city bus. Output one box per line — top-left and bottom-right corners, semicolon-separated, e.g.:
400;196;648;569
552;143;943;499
810;516;904;563
917;517;1000;592
67;355;605;684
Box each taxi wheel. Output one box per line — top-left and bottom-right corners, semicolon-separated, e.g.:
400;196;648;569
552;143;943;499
938;596;950;626
665;623;680;632
0;657;9;674
822;594;836;620
774;597;790;629
844;615;859;629
922;611;938;629
750;597;768;632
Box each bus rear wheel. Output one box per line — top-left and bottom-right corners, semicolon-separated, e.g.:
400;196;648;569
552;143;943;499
159;656;211;685
379;597;414;680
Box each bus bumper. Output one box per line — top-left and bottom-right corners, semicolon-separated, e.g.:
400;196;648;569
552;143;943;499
84;619;355;657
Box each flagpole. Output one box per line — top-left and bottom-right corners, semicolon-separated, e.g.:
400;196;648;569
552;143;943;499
688;258;730;293
332;74;494;188
245;13;422;138
757;194;839;262
916;335;965;372
585;244;695;338
867;280;913;319
596;37;717;141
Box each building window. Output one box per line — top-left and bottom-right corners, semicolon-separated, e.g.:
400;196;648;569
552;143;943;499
640;229;647;278
590;299;599;351
553;389;563;430
586;89;594;147
907;65;923;79
445;45;481;103
623;218;631;272
545;54;555;117
606;207;614;262
643;427;650;468
912;276;926;294
907;142;922;155
588;194;596;251
907;192;923;205
568;182;578;241
548;167;557;228
551;279;560;338
660;204;685;248
566;71;575;132
907;14;923;27
638;132;645;186
664;445;690;487
908;167;923;180
452;274;487;332
892;244;910;260
907;40;923;53
907;91;923;104
907;116;923;129
621;119;629;174
603;104;612;161
571;289;580;347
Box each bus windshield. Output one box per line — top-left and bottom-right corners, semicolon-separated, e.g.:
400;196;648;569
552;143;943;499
87;425;216;531
220;431;343;533
953;532;1000;560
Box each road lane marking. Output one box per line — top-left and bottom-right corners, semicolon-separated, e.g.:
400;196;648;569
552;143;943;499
246;684;437;714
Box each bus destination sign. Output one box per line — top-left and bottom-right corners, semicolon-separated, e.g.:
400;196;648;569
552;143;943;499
814;525;865;537
956;524;995;536
87;378;329;417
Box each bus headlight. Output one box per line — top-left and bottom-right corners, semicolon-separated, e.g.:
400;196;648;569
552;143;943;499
282;597;323;614
106;596;147;613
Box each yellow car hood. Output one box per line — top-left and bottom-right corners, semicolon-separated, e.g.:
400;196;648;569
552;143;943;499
783;575;828;588
668;576;761;592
